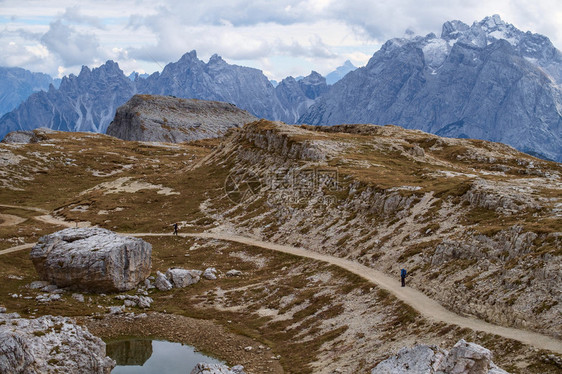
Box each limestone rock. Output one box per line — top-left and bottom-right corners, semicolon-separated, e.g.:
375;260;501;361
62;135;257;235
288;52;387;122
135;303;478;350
203;267;218;280
155;271;173;291
166;268;202;287
107;95;257;143
371;340;509;374
30;228;152;293
437;339;497;374
0;313;115;373
226;270;242;277
190;362;246;374
371;344;446;374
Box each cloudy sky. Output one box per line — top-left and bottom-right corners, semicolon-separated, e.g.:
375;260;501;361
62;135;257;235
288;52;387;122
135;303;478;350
1;0;561;80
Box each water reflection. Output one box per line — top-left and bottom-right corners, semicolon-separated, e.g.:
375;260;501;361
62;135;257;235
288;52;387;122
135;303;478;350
106;339;153;366
108;339;223;373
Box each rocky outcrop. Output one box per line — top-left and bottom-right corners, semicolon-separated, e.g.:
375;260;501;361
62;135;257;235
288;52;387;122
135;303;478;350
0;313;115;373
106;95;257;142
30;228;152;293
371;339;509;374
300;15;562;162
1;128;52;144
190;362;245;374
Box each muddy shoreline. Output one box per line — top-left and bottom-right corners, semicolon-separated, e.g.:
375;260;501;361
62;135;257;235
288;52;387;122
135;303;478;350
80;312;284;374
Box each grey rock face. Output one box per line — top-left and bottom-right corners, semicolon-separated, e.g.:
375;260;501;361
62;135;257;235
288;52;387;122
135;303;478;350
273;71;328;124
190;362;246;374
106;94;257;142
0;313;115;374
0;61;136;140
370;339;509;374
30;228;152;293
300;15;562;162
0;67;58;117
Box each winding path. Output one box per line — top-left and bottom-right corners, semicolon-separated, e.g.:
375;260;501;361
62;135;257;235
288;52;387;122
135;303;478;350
0;206;560;354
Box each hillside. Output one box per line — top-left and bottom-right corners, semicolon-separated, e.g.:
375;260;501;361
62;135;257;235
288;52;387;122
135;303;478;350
106;94;257;142
0;122;560;373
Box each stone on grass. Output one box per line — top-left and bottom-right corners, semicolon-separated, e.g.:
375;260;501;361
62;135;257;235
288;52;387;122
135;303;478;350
28;281;50;290
72;293;85;303
203;267;218;280
190;362;246;374
30;228;152;293
165;268;202;287
0;313;115;373
226;270;242;277
155;271;173;291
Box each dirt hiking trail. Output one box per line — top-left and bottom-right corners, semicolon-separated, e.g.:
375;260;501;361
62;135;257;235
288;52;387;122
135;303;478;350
0;205;560;354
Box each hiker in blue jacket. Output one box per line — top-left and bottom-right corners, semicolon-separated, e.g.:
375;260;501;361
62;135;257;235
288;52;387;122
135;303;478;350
401;268;407;287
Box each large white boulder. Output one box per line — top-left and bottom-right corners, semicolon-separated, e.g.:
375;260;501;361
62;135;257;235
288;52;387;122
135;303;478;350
30;228;152;293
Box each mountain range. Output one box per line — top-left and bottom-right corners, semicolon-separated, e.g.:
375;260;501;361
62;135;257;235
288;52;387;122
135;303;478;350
301;15;562;161
0;67;60;117
0;15;561;161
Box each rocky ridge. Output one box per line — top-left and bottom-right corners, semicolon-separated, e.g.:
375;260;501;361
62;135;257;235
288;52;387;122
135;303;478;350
198;120;562;338
106;94;257;142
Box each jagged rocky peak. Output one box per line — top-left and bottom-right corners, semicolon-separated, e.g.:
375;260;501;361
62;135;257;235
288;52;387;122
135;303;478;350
300;15;562;162
441;19;470;40
326;60;357;85
106;94;257;143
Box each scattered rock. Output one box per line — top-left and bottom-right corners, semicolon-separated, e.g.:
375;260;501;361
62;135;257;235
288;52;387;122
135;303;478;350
41;284;61;293
244;346;253;352
370;339;509;374
0;307;5;313
28;281;50;290
0;313;115;373
190;362;246;374
165;268;202;287
30;228;152;293
108;306;125;315
115;295;153;309
203;267;218;280
72;293;85;303
155;271;173;291
35;294;61;303
226;270;242;277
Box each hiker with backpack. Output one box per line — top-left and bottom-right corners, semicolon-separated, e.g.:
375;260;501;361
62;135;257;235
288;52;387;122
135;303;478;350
173;223;178;236
400;268;407;287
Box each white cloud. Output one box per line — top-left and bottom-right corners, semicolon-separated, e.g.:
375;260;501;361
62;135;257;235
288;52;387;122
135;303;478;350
40;20;102;66
0;0;560;79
